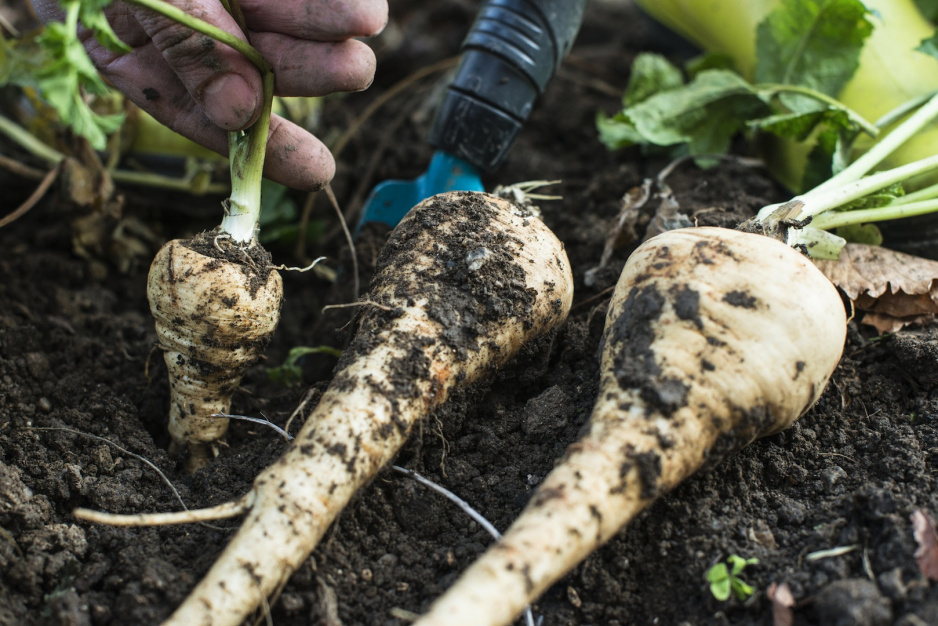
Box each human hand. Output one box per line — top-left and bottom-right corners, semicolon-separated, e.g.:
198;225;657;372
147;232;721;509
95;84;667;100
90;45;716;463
31;0;388;191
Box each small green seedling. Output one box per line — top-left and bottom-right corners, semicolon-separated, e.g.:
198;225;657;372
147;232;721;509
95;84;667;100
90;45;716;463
706;555;759;601
266;345;343;387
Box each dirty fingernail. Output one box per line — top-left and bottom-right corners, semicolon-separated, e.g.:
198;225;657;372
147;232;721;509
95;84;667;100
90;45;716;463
200;74;258;130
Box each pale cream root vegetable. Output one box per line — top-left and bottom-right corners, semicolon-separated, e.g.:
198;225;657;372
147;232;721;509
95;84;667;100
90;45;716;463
413;226;846;626
76;191;573;626
147;236;283;470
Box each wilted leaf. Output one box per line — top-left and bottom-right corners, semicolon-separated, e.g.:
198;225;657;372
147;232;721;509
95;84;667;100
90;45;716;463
814;243;938;332
767;582;795;626
911;509;938;581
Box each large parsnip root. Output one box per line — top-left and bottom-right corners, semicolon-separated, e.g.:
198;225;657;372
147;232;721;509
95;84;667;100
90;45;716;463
413;226;846;626
81;191;573;625
147;235;283;470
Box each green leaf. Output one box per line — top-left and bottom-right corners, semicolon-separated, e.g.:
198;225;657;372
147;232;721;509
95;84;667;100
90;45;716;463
627;70;768;149
622;53;684;106
727;555;758;575
835;222;883;245
74;0;132;53
266;346;342;387
917;32;938;60
731;578;756;601
596;111;644;150
685;52;736;79
9;3;128;150
914;0;938;22
705;563;731;601
755;0;874;95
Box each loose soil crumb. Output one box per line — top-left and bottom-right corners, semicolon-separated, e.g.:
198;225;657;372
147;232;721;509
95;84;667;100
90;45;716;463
2;2;938;625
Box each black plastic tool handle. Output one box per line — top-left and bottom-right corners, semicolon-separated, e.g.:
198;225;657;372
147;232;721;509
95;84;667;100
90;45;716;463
428;0;589;173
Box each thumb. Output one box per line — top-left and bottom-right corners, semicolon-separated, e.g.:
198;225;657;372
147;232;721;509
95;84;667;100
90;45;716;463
130;1;262;131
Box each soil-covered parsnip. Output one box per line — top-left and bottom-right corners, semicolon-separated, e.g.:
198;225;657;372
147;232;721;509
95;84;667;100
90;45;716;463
412;226;846;626
134;2;278;470
147;235;282;468
77;191;574;626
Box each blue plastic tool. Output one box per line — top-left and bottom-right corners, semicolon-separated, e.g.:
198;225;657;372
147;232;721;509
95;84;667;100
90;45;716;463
357;0;589;232
358;152;485;229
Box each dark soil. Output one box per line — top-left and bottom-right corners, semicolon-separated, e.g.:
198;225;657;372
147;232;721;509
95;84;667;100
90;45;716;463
3;1;938;625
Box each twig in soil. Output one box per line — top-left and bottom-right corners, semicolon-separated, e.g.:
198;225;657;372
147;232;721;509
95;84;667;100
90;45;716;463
324;184;360;300
212;413;293;441
343;101;414;224
817;452;856;464
329;55;461;161
583;153;765;286
391;466;540;626
300;55;460;249
321;300;396;314
283;387;320;439
0;161;62;230
805;545;859;561
0;154;47;180
571;285;616;311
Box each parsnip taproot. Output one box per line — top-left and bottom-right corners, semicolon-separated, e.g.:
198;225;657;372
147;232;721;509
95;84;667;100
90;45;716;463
147;235;282;469
76;191;573;626
412;226;846;626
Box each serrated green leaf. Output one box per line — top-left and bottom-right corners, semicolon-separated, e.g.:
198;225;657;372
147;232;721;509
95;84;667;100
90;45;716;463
74;0;132;53
626;70;768;150
755;0;874;95
623;53;684;106
598;70;769;157
9;3;129;150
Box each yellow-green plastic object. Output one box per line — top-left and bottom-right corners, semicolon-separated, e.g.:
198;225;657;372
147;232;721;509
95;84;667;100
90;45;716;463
634;0;938;191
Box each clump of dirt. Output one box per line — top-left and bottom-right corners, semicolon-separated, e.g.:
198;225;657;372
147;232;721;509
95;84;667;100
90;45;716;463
3;1;938;625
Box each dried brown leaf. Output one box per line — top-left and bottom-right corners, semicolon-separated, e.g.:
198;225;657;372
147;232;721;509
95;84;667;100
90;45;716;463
911;509;938;581
815;244;938;331
767;582;795;626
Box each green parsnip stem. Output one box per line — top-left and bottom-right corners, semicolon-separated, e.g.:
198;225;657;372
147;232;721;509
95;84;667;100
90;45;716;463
77;192;574;626
220;70;274;242
413;226;846;626
749;91;938;255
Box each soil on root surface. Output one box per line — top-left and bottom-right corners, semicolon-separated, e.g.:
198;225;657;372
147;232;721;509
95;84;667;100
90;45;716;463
2;1;938;625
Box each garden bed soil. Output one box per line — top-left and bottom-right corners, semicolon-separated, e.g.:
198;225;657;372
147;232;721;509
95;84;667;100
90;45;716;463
3;1;938;625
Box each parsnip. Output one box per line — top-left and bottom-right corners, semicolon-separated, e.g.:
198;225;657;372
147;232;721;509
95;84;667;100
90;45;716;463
412;226;846;626
147;234;283;469
76;191;574;626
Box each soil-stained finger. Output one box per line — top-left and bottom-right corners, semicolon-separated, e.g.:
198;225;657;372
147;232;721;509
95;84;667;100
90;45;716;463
240;0;388;40
250;33;377;96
